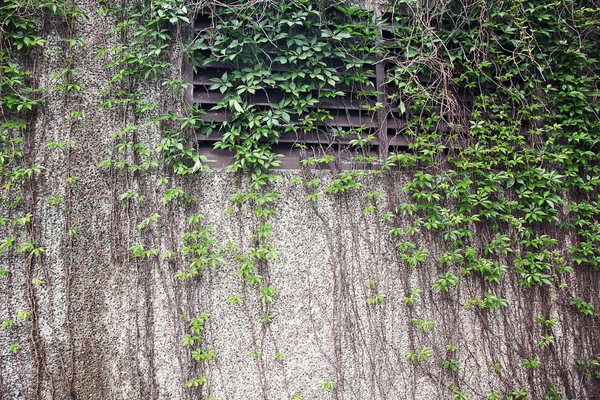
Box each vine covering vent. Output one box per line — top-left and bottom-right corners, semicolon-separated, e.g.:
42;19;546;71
188;5;461;169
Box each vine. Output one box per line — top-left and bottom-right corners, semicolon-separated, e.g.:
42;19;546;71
1;0;600;398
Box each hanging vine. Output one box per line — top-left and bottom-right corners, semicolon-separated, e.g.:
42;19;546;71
1;0;600;398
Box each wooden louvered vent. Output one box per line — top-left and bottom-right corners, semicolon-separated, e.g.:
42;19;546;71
188;6;456;169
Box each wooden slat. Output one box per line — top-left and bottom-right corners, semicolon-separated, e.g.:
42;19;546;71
192;74;376;91
194;60;377;78
193;126;412;152
196;113;406;134
195;130;386;145
193;89;371;110
195;141;382;170
194;20;212;31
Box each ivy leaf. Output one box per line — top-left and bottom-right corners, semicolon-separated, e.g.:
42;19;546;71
229;99;244;113
399;101;406;115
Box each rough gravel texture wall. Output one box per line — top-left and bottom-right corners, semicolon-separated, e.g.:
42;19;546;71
1;1;599;400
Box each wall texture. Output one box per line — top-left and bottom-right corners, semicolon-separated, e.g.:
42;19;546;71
1;1;600;400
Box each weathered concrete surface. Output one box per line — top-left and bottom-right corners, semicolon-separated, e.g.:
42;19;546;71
1;1;599;400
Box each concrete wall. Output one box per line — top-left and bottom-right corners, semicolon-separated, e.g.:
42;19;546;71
0;1;599;399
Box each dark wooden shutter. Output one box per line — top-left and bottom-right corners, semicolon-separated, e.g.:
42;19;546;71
190;7;413;170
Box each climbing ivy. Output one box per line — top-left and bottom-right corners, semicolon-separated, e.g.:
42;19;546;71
379;1;600;398
2;0;600;398
188;0;600;397
0;0;90;396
